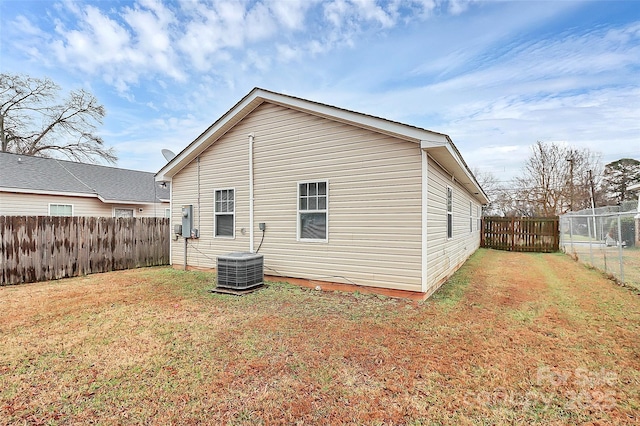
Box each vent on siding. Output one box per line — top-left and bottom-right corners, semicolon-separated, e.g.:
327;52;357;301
217;252;264;290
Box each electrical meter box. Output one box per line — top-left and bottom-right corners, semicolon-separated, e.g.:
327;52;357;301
181;205;193;238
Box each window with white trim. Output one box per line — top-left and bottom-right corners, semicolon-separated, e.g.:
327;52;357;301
298;181;328;241
114;208;134;218
215;189;235;238
49;204;73;216
446;187;453;239
165;208;171;218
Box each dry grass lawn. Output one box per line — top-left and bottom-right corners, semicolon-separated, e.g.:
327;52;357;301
1;249;639;425
566;243;640;290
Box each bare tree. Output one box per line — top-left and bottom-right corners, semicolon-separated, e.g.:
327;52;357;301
0;73;116;164
513;141;602;216
472;168;507;216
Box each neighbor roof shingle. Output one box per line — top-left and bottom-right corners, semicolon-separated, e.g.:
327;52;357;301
0;152;169;203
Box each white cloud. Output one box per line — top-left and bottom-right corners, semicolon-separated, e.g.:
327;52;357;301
4;0;636;178
267;0;313;30
245;2;278;41
275;44;300;63
122;1;185;82
447;0;479;15
45;2;187;92
8;0;468;95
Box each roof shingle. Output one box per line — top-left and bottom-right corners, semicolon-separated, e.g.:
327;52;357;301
0;152;169;203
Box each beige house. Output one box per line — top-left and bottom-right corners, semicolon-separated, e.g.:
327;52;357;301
0;152;170;218
156;88;488;298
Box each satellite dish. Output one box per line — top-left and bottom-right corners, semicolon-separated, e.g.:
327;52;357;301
161;149;176;162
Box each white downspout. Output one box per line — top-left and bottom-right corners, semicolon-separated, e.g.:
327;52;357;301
248;133;255;253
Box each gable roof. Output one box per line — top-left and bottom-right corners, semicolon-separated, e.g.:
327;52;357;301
0;152;170;204
156;87;488;204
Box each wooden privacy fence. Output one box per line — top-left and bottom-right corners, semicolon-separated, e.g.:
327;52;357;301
481;216;559;253
1;216;170;285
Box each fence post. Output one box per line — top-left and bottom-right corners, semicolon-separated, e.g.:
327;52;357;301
568;216;574;255
587;219;596;266
617;214;625;283
511;217;515;252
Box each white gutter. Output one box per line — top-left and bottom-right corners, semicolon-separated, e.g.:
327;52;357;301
248;133;255;253
0;187;96;198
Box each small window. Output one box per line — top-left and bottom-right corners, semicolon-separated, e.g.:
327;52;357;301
114;208;134;218
446;187;453;239
165;208;171;218
49;204;73;216
215;189;235;238
298;181;328;241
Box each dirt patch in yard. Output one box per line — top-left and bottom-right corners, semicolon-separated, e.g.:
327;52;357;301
1;250;639;425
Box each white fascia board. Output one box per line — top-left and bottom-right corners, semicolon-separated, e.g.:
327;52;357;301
267;92;447;143
96;195;158;205
443;141;490;205
156;92;264;181
420;138;448;149
156;88;455;182
422;143;490;205
0;187;97;198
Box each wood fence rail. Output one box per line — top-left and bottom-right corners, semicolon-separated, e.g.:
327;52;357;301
1;216;170;285
481;216;559;253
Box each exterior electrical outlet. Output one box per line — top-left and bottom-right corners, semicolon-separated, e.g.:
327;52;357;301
181;205;193;238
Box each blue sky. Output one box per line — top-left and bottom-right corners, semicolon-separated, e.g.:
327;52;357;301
2;0;639;181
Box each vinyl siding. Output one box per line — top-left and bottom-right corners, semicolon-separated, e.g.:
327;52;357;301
171;131;251;269
171;102;424;291
425;156;481;294
0;191;168;217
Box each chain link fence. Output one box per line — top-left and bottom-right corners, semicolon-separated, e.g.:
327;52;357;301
560;201;640;290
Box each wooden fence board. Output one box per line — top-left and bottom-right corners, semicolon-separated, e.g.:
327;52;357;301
481;216;559;253
1;216;170;285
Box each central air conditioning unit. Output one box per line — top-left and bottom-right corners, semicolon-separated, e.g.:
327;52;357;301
216;252;264;290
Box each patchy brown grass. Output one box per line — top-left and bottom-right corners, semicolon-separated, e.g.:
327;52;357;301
568;244;640;290
1;249;639;425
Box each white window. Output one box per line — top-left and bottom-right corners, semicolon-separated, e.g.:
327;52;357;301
298;181;328;241
446;187;453;239
165;208;171;218
114;208;134;218
49;204;73;216
215;189;235;238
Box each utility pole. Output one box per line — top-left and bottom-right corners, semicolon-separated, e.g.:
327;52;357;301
588;169;597;209
567;152;575;211
589;169;598;241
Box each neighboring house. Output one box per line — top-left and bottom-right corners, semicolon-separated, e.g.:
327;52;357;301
156;88;489;298
0;152;170;218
